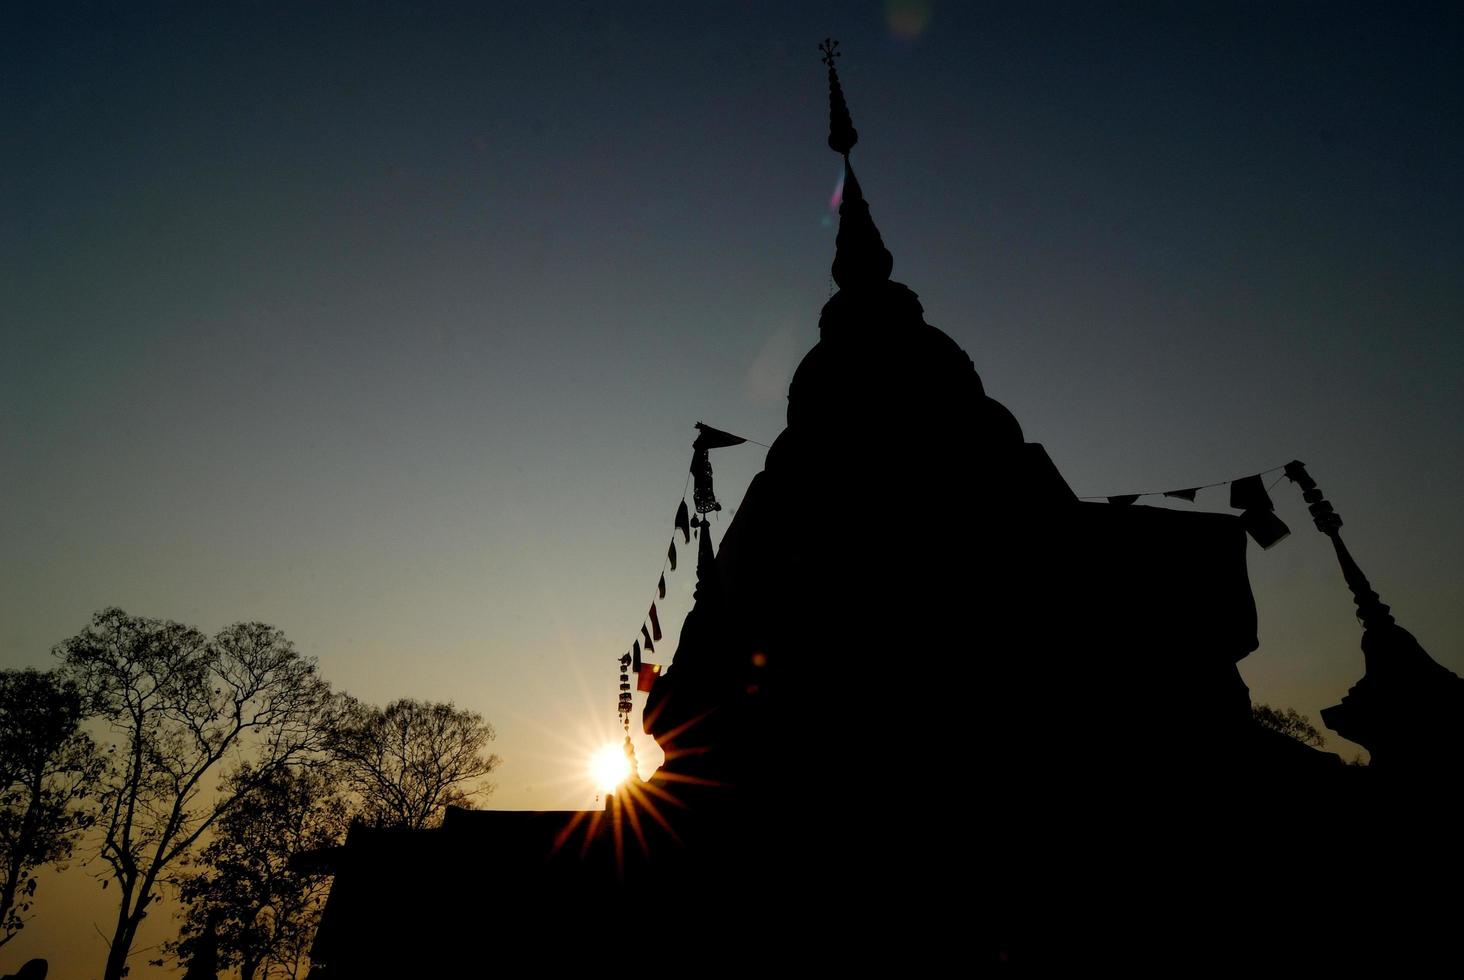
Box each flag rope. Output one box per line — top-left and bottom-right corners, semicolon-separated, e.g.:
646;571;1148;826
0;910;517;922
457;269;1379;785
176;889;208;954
614;426;1306;730
618;427;754;731
1075;463;1290;502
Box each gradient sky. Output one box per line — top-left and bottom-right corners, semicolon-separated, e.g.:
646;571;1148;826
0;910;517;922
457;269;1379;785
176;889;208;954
3;2;1463;974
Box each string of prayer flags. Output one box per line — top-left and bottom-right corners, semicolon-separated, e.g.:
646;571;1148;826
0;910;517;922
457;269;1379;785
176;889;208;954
1083;464;1287;506
1087;464;1292;550
612;421;753;727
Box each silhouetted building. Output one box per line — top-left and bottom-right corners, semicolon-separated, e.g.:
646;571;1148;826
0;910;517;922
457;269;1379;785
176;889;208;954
304;50;1462;974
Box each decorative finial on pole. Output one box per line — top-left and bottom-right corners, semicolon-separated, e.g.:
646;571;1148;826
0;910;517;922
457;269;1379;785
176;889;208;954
1284;460;1464;770
1283;461;1394;632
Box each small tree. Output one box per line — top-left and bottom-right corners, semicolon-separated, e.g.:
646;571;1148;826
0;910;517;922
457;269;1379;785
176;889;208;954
0;668;103;946
1252;703;1326;748
57;608;336;980
328;698;500;830
166;765;349;980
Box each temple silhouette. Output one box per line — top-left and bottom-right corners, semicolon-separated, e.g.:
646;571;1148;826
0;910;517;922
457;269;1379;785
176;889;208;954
301;47;1462;974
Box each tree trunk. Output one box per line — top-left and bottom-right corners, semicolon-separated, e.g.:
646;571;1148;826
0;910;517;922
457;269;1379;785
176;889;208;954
103;888;148;980
103;913;139;980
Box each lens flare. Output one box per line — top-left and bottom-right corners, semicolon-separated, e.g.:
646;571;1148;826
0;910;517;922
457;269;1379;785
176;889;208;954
887;0;932;41
589;742;632;792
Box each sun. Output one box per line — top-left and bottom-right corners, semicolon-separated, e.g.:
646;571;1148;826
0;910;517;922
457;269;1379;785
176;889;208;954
589;742;632;792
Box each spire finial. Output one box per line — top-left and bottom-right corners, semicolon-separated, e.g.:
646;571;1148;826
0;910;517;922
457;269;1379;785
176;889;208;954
822;38;858;156
819;40;891;288
818;37;840;69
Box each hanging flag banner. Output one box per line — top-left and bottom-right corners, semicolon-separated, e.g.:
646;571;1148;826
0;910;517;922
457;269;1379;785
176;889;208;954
1163;488;1199;502
611;421;755;729
1229;474;1275;512
690;422;747;515
692;422;748;450
690;448;718;514
1107;494;1139;506
1230;474;1288;549
1241;508;1291;550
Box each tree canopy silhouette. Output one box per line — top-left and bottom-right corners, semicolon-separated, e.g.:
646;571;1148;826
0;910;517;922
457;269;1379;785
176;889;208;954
0;668;103;947
1252;703;1326;747
166;764;349;980
56;608;336;980
328;698;500;830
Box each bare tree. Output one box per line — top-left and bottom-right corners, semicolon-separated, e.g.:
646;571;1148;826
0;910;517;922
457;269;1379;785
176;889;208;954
0;668;103;947
56;608;336;980
328;699;500;830
164;764;349;980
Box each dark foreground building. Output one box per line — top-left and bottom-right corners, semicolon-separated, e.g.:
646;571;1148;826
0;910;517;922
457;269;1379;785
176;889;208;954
303;53;1463;975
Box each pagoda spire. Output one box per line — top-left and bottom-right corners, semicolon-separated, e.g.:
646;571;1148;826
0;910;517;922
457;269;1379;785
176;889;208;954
821;39;893;290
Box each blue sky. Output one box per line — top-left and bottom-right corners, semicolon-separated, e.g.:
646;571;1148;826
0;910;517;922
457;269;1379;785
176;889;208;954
3;2;1462;972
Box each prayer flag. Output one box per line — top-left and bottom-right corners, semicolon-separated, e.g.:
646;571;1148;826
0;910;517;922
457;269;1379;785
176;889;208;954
1230;475;1274;512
